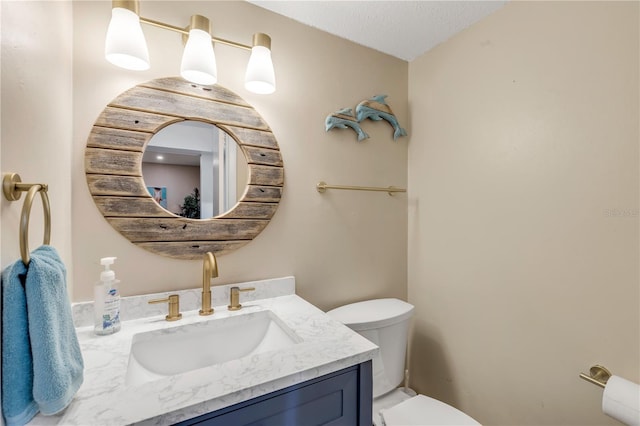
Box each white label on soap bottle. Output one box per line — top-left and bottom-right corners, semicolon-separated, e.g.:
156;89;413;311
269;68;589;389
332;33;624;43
94;282;121;335
102;288;120;329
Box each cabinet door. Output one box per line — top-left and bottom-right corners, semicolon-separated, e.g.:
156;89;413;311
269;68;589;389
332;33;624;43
177;362;372;426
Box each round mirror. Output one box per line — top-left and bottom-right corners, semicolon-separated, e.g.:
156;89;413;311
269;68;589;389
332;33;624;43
85;77;283;260
141;121;249;219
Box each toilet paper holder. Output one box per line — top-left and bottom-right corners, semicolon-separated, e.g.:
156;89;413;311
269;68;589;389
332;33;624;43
579;365;612;388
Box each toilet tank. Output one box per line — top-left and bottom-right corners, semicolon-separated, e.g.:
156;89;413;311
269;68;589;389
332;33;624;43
326;298;414;398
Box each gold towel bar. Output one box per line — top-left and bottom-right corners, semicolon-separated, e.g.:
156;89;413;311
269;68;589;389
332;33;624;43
3;173;51;266
316;181;406;196
579;365;612;388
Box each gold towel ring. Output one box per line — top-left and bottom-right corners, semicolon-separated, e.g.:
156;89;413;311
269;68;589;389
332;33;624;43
2;173;51;266
20;184;51;265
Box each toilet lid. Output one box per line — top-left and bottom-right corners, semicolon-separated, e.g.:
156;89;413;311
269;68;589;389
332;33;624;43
380;395;481;426
326;298;414;331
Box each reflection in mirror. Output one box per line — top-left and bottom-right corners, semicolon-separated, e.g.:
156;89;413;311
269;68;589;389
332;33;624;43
141;121;248;219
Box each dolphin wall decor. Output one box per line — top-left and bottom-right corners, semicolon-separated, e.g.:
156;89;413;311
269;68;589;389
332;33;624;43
324;108;369;141
356;95;407;140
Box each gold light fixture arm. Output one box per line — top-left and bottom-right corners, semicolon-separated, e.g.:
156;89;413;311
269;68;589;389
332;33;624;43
139;16;252;51
139;17;188;36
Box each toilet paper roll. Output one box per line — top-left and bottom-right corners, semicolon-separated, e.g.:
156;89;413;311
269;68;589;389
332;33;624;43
602;375;640;426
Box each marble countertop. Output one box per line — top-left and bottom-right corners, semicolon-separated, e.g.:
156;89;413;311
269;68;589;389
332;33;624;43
31;277;378;425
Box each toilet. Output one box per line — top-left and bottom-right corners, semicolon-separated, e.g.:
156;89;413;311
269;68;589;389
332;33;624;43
327;298;480;426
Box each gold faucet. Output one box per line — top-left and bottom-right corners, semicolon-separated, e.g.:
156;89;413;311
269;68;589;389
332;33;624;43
200;251;218;316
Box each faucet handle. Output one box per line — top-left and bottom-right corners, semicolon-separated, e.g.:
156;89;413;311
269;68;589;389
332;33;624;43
228;287;255;311
149;294;182;321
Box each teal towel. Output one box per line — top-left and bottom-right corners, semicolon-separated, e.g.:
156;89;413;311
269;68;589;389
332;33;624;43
2;246;84;425
1;255;37;425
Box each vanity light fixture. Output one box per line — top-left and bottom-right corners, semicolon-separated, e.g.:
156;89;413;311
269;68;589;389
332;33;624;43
104;0;276;94
245;33;276;95
180;15;217;86
105;0;149;70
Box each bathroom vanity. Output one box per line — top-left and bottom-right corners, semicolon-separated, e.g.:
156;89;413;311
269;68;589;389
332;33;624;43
30;277;377;425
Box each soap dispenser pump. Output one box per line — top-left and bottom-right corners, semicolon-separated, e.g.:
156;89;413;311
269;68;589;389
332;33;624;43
94;256;121;335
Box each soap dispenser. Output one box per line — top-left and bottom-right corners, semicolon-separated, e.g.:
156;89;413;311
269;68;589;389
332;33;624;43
94;256;121;335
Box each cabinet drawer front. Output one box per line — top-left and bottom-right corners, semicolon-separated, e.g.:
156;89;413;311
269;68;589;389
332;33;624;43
177;362;372;426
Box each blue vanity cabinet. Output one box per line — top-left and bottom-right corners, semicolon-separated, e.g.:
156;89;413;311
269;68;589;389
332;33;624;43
176;361;372;426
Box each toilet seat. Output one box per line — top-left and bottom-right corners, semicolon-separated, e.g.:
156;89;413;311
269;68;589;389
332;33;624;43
380;394;481;426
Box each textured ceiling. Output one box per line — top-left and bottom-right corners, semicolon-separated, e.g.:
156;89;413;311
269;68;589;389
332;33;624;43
248;1;508;61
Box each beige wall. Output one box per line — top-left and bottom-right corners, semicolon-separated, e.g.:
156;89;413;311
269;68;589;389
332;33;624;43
408;2;639;425
1;1;73;283
71;1;408;305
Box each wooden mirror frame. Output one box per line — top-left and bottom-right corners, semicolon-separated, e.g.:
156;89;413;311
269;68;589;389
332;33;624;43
85;77;283;260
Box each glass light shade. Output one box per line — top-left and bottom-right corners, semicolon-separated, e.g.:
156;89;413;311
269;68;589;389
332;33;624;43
245;45;276;94
104;7;150;71
180;29;217;86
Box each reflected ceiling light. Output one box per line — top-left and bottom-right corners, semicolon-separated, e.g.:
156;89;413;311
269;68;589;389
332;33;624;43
104;0;276;94
156;155;164;160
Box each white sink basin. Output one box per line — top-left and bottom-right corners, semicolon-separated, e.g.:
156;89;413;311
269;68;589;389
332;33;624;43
125;310;301;386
